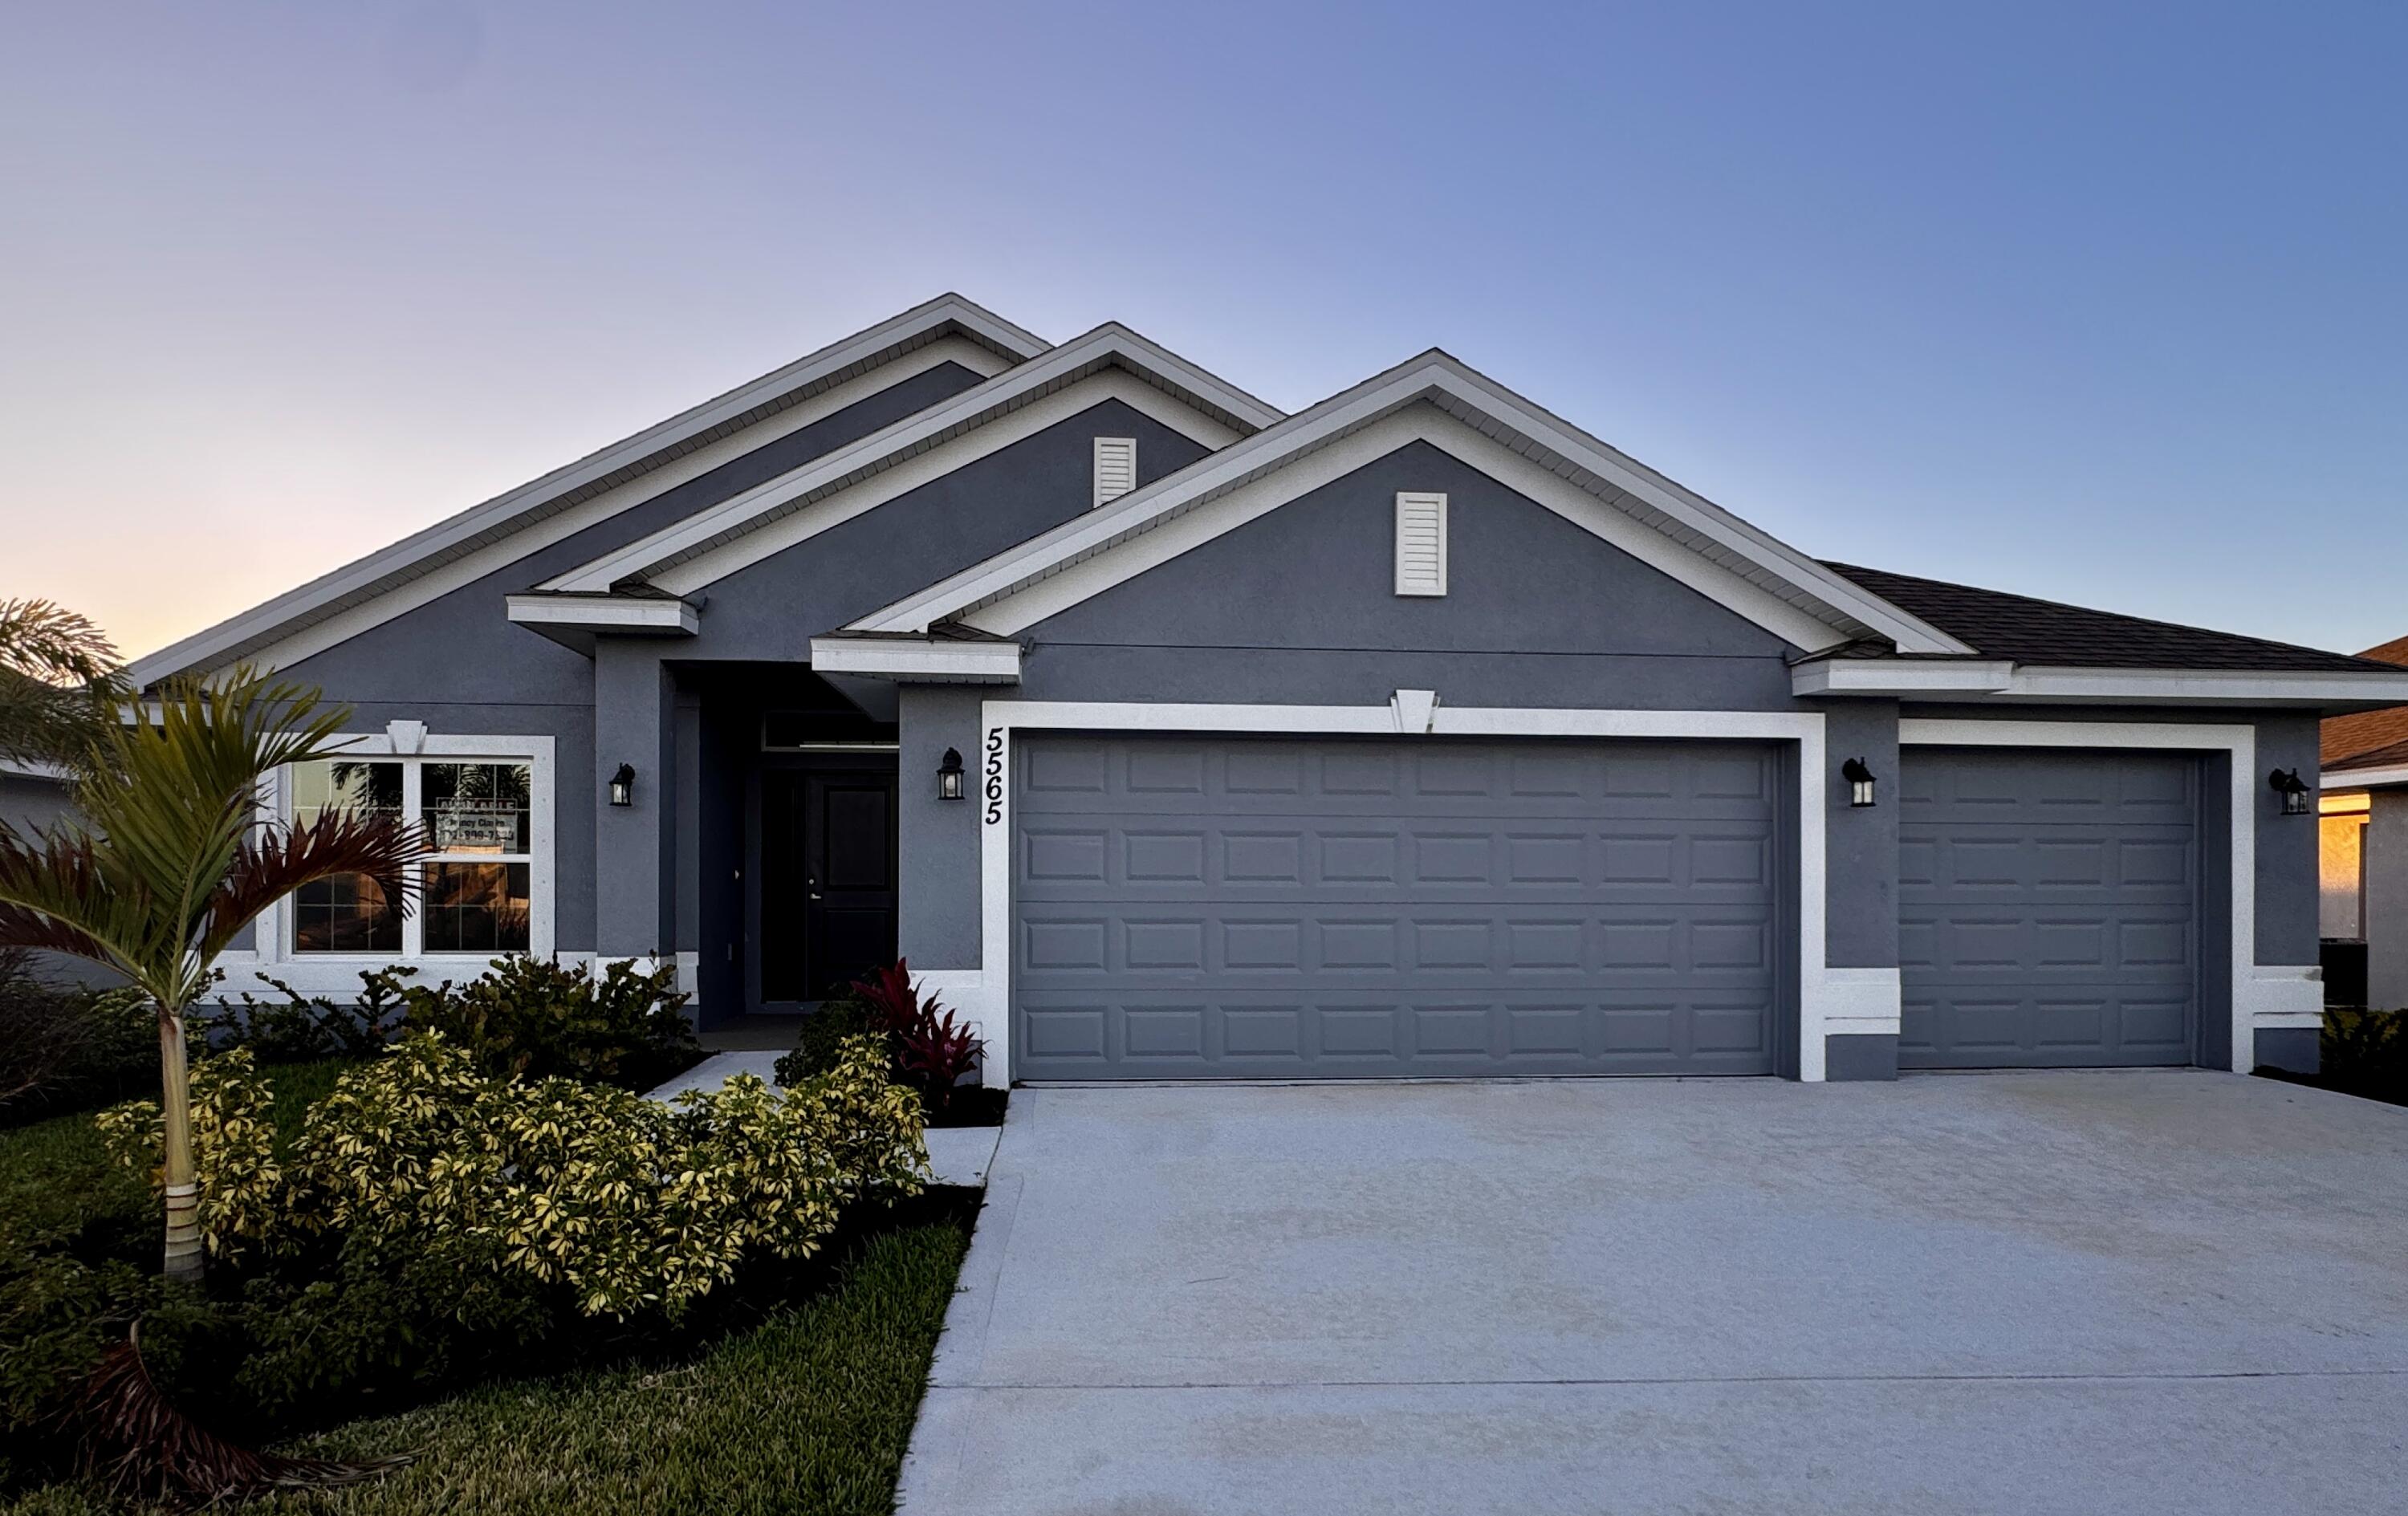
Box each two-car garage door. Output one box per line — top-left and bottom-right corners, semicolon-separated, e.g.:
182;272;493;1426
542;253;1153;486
1012;734;1782;1080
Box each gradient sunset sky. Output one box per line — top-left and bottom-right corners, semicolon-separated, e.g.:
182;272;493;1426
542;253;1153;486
3;2;2402;662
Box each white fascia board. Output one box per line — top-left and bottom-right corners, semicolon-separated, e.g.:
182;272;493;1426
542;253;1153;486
128;295;1043;685
1800;660;2408;706
1791;660;2016;696
2323;764;2408;791
504;594;698;635
543;326;1274;595
2005;666;2408;705
807;636;1022;683
0;758;73;782
850;352;1962;655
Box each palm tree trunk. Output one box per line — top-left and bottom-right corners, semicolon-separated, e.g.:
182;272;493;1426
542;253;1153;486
157;1002;202;1284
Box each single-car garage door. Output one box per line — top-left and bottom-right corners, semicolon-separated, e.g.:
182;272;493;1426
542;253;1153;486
1899;747;2199;1069
1012;734;1782;1079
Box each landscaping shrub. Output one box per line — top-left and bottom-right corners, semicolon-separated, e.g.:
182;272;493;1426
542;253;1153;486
94;1051;284;1265
188;970;409;1065
100;1033;922;1312
199;956;702;1091
2319;1007;2407;1106
772;990;877;1087
0;954;152;1126
0;1095;207;1491
777;961;990;1120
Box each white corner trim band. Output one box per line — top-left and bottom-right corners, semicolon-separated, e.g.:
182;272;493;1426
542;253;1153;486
1898;717;2271;1073
959;701;1848;1087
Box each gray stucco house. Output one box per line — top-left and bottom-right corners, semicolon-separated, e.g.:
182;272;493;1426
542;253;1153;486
128;295;2408;1084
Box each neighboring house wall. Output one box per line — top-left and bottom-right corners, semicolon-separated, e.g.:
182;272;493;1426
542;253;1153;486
2368;792;2408;1010
0;771;118;990
2321;797;2367;940
0;770;75;837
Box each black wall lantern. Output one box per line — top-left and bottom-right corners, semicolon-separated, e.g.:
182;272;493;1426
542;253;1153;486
608;763;636;808
2269;767;2312;816
1841;757;1878;808
938;747;965;801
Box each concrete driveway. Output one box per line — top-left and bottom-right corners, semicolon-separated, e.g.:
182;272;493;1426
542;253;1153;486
899;1072;2408;1515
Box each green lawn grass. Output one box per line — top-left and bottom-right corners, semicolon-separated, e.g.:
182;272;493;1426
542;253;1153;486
5;1193;974;1516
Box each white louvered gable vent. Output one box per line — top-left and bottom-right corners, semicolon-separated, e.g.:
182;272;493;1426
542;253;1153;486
1393;491;1448;596
1092;436;1138;507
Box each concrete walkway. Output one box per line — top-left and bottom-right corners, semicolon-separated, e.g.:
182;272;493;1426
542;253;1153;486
900;1071;2408;1514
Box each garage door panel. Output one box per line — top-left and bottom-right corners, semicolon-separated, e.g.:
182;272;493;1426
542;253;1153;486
1015;734;1780;1079
1016;990;1778;1078
1899;748;2198;1070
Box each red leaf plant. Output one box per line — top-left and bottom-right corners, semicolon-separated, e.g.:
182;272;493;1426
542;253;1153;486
851;959;983;1113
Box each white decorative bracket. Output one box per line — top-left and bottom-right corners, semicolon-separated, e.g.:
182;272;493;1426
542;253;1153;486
1389;689;1440;734
385;719;429;754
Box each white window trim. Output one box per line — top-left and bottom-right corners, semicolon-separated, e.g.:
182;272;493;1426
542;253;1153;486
231;730;556;999
1393;490;1448;596
1092;436;1138;508
914;700;1854;1088
1898;717;2320;1072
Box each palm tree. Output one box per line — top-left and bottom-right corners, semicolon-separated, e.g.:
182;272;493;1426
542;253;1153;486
0;669;429;1282
0;597;123;770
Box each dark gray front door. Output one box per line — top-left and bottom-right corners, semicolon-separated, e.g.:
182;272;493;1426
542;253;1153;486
1012;734;1781;1080
1899;747;2199;1068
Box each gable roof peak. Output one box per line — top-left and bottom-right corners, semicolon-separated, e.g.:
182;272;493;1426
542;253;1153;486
846;347;1974;656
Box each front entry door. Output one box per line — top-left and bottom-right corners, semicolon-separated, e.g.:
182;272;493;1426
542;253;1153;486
799;770;898;1000
762;762;898;1005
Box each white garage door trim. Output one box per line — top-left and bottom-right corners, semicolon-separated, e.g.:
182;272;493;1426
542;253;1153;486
1898;718;2321;1073
919;699;1871;1086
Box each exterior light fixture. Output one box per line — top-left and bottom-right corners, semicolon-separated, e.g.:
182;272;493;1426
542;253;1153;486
938;747;965;801
1841;757;1878;809
2269;767;2312;816
608;763;636;808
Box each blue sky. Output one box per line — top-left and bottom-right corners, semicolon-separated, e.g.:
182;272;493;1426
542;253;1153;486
2;1;2402;660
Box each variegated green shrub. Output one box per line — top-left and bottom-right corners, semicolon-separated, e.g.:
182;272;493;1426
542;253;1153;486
93;1047;282;1262
97;1032;925;1320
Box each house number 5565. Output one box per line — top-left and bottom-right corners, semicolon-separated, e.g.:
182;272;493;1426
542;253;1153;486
982;727;1005;824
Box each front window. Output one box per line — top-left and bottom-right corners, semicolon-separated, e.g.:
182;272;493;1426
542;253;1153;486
288;754;536;956
290;760;404;953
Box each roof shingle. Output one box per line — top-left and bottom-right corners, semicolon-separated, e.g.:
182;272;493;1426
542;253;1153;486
1820;563;2394;676
2321;636;2408;766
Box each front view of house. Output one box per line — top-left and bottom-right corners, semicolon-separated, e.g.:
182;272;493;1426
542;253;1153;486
132;295;2408;1083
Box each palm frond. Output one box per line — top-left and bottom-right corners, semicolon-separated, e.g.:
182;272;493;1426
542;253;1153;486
201;810;432;961
79;1323;410;1505
0;825;153;982
2;668;415;1010
0;599;124;771
75;670;355;952
0;598;119;685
